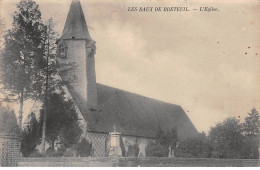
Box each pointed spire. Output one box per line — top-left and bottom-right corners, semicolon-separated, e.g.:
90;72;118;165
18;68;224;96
61;0;92;40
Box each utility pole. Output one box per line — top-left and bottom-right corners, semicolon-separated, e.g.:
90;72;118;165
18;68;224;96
18;89;23;128
41;25;50;154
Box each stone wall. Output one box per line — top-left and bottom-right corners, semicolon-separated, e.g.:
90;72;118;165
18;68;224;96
0;133;20;167
18;157;112;167
17;157;260;167
119;157;260;167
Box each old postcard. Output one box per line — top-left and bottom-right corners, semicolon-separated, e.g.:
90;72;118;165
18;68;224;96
0;0;259;167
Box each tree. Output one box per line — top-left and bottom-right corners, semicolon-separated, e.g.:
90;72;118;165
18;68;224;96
40;17;59;154
21;113;41;157
176;132;211;158
241;135;259;159
0;0;45;128
38;92;82;150
163;128;178;149
243;108;260;137
242;108;260;159
145;127;178;157
0;18;6;49
120;135;126;157
209;117;244;159
0;104;20;134
127;140;140;157
76;138;92;157
145;142;166;157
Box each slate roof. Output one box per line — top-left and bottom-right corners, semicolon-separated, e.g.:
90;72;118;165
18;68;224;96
61;0;92;40
66;83;198;140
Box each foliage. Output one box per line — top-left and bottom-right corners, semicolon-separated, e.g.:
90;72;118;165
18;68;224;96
0;0;45;99
120;135;126;157
36;17;60;101
176;132;211;158
21;112;41;157
243;108;260;137
145;126;178;157
209;117;244;159
0;104;20;134
161;128;178;149
145;110;259;159
0;18;6;48
241;108;260;159
127;140;140;157
175;109;259;159
63;147;78;157
145;142;167;157
76;138;92;157
241;136;259;159
0;0;47;129
45;147;59;157
28;149;45;157
38;92;82;149
55;144;67;157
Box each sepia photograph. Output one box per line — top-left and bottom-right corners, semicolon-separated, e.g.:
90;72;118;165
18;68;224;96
0;0;259;167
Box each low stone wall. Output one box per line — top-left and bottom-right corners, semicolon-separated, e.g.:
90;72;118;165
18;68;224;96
18;157;113;167
0;133;21;167
119;157;260;167
17;157;260;167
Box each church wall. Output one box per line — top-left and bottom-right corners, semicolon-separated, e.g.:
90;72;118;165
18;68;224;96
122;135;155;157
87;132;109;157
87;132;155;157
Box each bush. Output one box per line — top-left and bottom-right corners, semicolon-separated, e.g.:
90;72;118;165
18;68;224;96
29;150;45;157
0;104;20;134
127;143;140;157
57;144;67;157
120;136;126;157
145;127;177;157
76;138;92;157
45;147;59;157
176;132;212;158
21;113;40;157
63;147;78;157
145;142;168;157
209;118;244;159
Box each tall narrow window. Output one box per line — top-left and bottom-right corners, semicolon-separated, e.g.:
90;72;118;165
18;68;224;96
58;42;67;59
60;43;64;52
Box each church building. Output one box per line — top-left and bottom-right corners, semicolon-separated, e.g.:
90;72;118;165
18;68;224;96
56;0;198;157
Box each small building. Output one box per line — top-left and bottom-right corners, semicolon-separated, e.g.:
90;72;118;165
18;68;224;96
56;0;198;157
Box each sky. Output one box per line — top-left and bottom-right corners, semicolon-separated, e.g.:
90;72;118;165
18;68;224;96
0;0;260;133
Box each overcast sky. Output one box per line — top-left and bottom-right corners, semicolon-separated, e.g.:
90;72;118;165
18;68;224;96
1;0;260;133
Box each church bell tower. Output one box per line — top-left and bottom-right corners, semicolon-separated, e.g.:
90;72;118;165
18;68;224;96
57;0;98;107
